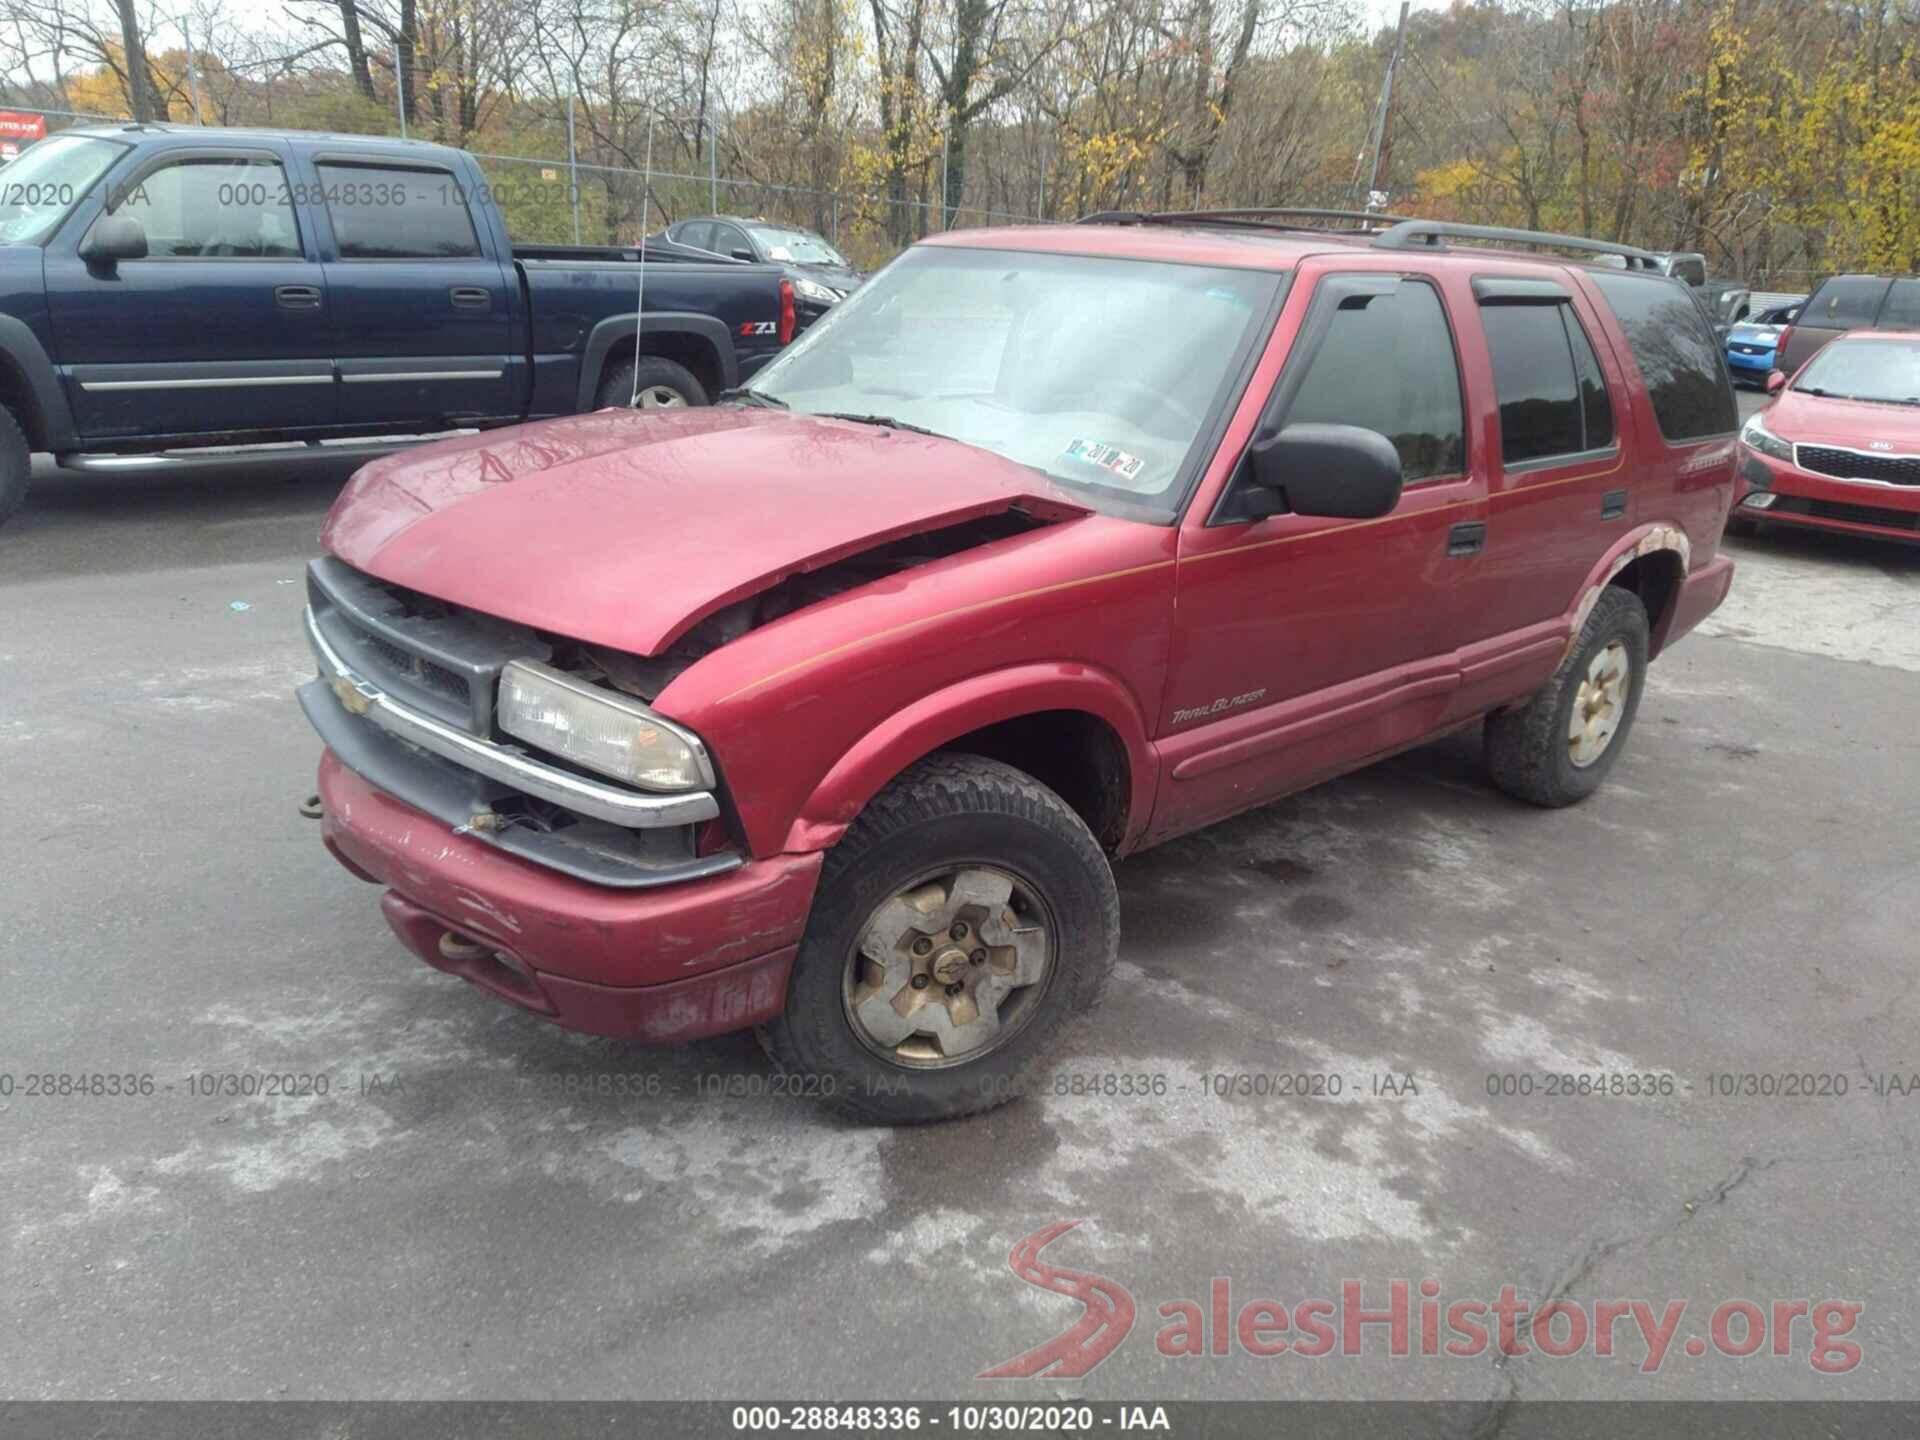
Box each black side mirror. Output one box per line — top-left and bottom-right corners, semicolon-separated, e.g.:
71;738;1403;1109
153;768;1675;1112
730;247;756;262
80;214;148;267
1234;422;1404;522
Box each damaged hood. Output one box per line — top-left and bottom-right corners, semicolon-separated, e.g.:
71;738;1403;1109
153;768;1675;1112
321;407;1090;655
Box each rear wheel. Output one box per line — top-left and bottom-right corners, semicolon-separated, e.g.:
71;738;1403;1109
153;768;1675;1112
758;755;1119;1124
0;406;29;530
1485;585;1649;807
595;356;707;411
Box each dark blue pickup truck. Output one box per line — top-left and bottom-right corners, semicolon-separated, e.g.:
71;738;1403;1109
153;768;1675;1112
0;123;798;527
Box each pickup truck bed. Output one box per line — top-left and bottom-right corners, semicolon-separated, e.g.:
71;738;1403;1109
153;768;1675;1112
0;123;794;525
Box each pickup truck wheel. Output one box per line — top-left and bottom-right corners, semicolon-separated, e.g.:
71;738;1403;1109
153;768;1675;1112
759;755;1119;1124
0;406;29;529
1485;585;1649;807
596;356;707;410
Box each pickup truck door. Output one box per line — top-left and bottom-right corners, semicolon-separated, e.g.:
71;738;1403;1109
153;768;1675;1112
1151;264;1489;841
44;142;336;441
305;154;517;427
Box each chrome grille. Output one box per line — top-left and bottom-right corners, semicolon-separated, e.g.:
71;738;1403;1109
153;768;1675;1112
305;557;548;734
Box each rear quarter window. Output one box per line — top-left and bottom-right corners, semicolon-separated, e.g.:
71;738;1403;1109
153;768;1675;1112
1878;278;1920;328
1589;272;1737;441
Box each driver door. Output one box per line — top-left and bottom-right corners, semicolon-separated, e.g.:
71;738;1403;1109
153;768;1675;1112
1149;264;1490;841
44;143;336;441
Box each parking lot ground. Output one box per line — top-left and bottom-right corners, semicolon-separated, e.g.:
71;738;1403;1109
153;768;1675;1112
4;440;1918;1408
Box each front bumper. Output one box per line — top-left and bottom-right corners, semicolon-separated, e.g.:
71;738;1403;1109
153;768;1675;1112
318;752;822;1040
1734;448;1920;544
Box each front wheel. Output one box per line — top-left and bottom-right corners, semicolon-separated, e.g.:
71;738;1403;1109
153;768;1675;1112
1485;584;1649;807
758;755;1120;1124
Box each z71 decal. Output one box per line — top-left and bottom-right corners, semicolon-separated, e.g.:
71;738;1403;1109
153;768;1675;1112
739;321;778;337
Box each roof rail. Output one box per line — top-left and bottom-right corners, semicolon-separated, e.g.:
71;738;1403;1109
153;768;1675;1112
1079;207;1415;231
1370;219;1663;270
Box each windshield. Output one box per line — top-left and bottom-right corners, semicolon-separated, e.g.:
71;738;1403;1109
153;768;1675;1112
748;226;848;267
0;135;126;244
1793;338;1920;405
740;245;1282;516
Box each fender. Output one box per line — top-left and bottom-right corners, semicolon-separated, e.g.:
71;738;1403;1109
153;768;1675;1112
0;315;78;452
1561;520;1693;660
782;662;1161;855
575;311;737;410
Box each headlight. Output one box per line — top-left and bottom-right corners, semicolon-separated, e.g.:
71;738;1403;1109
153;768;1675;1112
792;277;842;305
1740;414;1793;463
498;660;715;793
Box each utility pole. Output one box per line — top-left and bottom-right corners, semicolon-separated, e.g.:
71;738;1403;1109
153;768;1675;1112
1353;1;1410;210
567;95;581;244
181;19;204;124
393;40;408;139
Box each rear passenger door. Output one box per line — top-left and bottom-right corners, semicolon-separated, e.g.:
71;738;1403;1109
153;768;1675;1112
309;155;517;427
1450;274;1628;687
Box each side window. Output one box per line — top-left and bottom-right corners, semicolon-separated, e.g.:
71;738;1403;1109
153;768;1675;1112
1809;276;1891;327
315;162;480;260
1567;310;1615;449
677;221;713;251
1879;278;1920;329
1589;272;1736;441
1283;279;1466;483
104;155;299;259
715;225;751;258
1480;301;1617;466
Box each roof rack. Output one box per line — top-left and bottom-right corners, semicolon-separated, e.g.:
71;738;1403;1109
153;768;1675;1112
1078;207;1415;232
1369;219;1663;270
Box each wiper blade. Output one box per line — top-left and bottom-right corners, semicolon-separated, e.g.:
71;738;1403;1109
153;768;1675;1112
718;387;788;409
814;411;947;439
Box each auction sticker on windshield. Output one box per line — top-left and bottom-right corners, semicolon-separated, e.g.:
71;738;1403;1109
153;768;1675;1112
1063;439;1145;481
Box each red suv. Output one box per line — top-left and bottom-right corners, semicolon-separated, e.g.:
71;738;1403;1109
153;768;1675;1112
300;213;1738;1122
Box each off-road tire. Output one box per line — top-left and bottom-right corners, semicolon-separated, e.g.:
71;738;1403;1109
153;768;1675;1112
0;406;29;530
758;754;1120;1124
595;356;707;410
1485;585;1650;808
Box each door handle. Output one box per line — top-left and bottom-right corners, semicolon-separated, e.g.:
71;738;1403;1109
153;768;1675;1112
275;284;323;310
1447;521;1486;557
449;286;492;309
1600;488;1628;520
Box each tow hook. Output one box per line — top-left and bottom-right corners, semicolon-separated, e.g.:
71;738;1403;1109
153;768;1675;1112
298;793;324;820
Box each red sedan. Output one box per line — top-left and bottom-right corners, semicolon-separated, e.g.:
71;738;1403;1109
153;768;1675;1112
1734;331;1920;543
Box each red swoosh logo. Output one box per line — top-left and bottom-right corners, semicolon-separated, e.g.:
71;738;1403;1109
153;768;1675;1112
979;1221;1136;1378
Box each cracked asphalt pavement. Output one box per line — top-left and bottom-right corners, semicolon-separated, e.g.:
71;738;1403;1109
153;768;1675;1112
4;405;1917;1408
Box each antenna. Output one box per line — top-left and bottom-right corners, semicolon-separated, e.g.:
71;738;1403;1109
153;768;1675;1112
630;110;657;406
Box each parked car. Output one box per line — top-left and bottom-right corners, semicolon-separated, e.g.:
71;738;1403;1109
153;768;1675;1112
299;215;1736;1122
1732;331;1920;543
1654;251;1709;287
1725;303;1801;386
664;215;863;317
1776;273;1920;375
0;124;799;528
